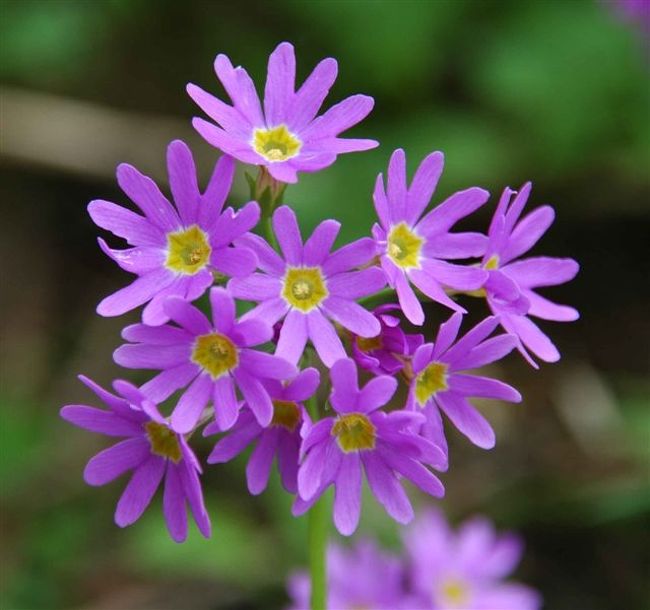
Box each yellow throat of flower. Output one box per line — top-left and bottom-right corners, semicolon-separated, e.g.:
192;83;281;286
356;334;383;353
271;400;301;431
387;222;423;269
166;225;211;275
145;421;182;462
415;361;449;405
332;413;376;452
282;266;328;312
191;332;238;379
485;254;500;270
438;577;470;608
253;125;302;162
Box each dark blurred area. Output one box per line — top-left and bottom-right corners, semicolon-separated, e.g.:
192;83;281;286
1;1;649;609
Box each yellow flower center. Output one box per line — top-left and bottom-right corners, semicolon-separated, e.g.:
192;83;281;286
282;267;329;312
438;577;470;608
191;333;239;379
165;225;211;275
271;400;301;431
485;254;500;270
415;362;448;405
387;222;423;269
145;421;182;462
332;413;376;452
253;125;302;162
356;334;383;353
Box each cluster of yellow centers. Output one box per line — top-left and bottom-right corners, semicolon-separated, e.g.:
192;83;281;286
386;222;424;269
253;125;302;162
332;413;377;452
282;267;329;312
270;400;301;431
414;362;449;406
145;421;182;462
165;225;211;275
191;333;239;379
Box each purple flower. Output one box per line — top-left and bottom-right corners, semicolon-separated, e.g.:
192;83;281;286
60;375;211;543
294;358;446;536
482;183;579;366
205;367;320;495
187;42;378;184
229;205;386;367
372;149;489;325
287;540;410;610
114;287;297;434
404;510;542;610
350;303;424;376
88;140;259;325
407;313;521;455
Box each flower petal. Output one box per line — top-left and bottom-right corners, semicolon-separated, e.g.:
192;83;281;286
246;429;278;495
406;151;444;225
60;406;143;437
307;309;346;367
363;451;413;523
327;267;386;299
503;257;579;289
170;373;213;434
450;374;521;402
88;199;164;247
416;187;489;236
303;94;374;139
289;57;338;132
240;348;297;380
166;140;199;225
275;309;308;365
264;42;295;126
140;363;199;403
83;437;150;486
234;368;273;426
302;219;341;266
322;237;376;276
163;297;212;335
321;296;380;338
114;456;166;527
163;464;188;543
272;206;303;265
436;392;496;449
333;453;362;536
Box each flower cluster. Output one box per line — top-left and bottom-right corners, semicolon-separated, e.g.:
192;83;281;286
287;510;542;610
61;41;579;541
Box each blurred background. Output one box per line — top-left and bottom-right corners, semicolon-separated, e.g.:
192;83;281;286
1;0;648;609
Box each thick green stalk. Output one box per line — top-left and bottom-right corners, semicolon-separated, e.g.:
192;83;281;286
308;495;328;610
306;392;328;610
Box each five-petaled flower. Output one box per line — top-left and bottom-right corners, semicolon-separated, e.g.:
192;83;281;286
406;313;521;455
187;42;378;184
114;287;297;434
205;367;320;495
482;183;579;366
88;140;259;325
295;358;447;536
60;375;211;543
404;509;542;610
229;205;386;367
372;149;490;325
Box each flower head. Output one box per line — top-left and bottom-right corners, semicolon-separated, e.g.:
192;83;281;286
407;313;521;455
372;149;489;325
88;140;259;325
60;375;211;543
229;205;386;367
187;42;378;184
350;303;424;376
287;540;409;610
114;287;297;434
482;183;579;366
205;367;320;495
404;510;542;610
294;358;446;536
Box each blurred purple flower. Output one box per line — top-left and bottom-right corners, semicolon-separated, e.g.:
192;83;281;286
294;358;446;536
205;367;320;495
483;183;579;366
350;303;424;376
187;42;378;184
60;376;210;543
229;205;386;367
407;313;521;455
372;149;489;325
404;509;542;610
287;540;410;610
114;287;297;434
88;140;259;325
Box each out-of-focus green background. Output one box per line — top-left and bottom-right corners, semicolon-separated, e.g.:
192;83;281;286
1;1;648;608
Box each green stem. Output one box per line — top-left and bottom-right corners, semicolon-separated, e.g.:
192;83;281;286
308;494;328;610
306;391;328;609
